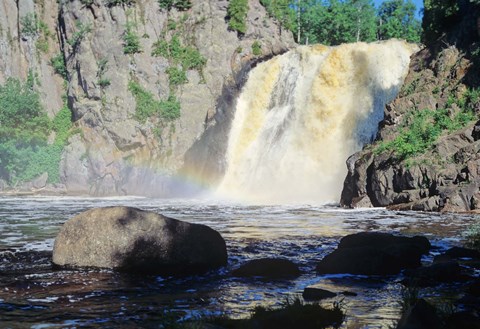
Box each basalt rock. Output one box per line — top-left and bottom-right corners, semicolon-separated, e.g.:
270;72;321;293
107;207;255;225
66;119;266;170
52;206;227;275
341;36;480;213
396;299;443;329
316;232;430;275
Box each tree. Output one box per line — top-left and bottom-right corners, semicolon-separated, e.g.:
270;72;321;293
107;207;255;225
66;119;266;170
260;0;295;31
422;0;460;44
378;0;421;43
296;0;376;45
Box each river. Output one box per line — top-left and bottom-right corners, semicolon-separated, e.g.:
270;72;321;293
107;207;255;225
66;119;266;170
0;196;476;328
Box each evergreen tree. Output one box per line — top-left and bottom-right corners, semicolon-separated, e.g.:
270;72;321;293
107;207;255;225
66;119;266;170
378;0;421;43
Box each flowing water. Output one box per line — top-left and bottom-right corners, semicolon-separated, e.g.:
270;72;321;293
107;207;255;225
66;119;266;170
217;40;417;204
0;196;477;328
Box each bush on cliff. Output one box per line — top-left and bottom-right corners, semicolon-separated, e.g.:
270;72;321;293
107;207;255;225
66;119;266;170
0;76;73;185
227;0;249;34
375;88;479;161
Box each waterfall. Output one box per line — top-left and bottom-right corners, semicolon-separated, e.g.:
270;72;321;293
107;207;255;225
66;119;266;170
217;40;417;204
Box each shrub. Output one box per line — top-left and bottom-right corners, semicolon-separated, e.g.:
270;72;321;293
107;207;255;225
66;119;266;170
20;13;39;38
105;0;136;6
158;0;191;11
152;35;206;71
123;22;141;54
252;40;262;56
465;221;480;251
166;66;187;87
98;78;111;88
81;0;94;6
227;0;249;34
50;53;67;79
375;89;478;161
67;22;91;50
128;81;181;122
207;298;345;329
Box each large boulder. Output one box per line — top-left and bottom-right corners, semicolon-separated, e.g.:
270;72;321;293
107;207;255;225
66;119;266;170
316;232;430;275
52;206;227;275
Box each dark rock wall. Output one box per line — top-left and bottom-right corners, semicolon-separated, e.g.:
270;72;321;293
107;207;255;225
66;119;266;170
341;1;480;212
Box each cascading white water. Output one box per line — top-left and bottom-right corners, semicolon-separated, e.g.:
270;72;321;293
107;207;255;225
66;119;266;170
217;40;418;204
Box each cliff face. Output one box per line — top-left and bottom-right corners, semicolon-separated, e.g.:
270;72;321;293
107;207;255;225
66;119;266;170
0;0;294;196
341;2;480;212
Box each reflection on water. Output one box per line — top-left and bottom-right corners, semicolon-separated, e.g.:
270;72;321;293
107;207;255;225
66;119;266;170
0;196;477;328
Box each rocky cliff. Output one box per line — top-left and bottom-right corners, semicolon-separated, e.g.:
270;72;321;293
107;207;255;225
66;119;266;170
341;1;480;212
0;0;294;196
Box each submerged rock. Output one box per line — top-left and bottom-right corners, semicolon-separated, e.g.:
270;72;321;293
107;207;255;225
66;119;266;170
444;246;480;259
316;232;430;275
302;287;337;301
396;299;443;329
52;206;227;275
403;261;471;286
231;258;301;278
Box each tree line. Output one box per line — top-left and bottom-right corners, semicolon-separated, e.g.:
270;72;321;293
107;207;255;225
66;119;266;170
259;0;422;45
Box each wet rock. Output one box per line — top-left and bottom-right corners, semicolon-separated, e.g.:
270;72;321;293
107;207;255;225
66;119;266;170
404;261;470;286
444;246;480;259
445;311;480;329
467;280;480;297
52;207;227;275
396;299;443;329
231;258;300;278
316;232;430;275
302;287;336;301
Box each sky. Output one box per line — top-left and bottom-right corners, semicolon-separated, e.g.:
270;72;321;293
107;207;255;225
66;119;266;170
373;0;424;18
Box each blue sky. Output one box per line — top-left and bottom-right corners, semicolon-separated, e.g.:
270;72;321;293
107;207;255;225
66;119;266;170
373;0;424;18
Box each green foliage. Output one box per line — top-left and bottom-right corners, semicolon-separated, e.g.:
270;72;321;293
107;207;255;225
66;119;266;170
35;20;52;53
158;0;192;11
50;53;67;79
375;89;479;160
422;0;459;45
465;221;480;251
166;66;187;87
97;58;108;77
123;22;142;54
80;0;94;6
296;0;378;45
152;34;206;89
105;0;136;6
35;38;49;53
20;13;39;38
260;0;294;30
227;0;249;34
0;77;73;185
67;22;91;50
128;81;180;122
153;35;206;70
377;0;422;43
98;78;111;88
52;106;73;145
252;40;262;56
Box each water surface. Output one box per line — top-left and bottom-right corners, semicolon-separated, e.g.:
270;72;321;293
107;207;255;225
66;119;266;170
0;197;476;328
